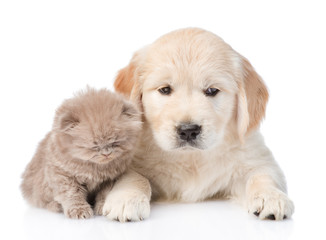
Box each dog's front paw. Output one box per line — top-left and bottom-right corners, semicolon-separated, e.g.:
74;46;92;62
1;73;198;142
247;188;294;220
102;191;150;222
65;204;93;219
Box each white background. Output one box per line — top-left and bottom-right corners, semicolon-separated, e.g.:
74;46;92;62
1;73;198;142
1;0;326;239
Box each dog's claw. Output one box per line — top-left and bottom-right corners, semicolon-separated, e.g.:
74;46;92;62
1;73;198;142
266;214;276;220
253;211;260;217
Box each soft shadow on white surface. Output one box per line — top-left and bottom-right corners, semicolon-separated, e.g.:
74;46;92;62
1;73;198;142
21;201;294;240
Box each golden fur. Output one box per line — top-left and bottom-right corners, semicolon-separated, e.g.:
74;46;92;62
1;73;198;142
103;28;294;222
21;87;142;219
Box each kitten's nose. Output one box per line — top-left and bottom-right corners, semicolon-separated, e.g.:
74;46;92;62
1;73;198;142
177;124;201;141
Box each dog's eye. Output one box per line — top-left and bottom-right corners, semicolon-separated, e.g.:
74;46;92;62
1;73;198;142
158;86;172;95
204;88;220;97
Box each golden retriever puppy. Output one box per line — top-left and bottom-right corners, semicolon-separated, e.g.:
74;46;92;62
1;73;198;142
102;28;294;222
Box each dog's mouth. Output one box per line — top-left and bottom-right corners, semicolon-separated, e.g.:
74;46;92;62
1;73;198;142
175;140;204;150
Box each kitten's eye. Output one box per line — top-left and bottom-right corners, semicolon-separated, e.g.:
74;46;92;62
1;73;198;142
111;142;120;148
91;146;100;151
204;88;220;97
158;86;172;95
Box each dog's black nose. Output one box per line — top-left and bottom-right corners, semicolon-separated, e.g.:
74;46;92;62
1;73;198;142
177;124;201;141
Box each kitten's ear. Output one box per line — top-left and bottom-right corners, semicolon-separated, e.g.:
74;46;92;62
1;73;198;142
121;101;140;119
55;111;79;132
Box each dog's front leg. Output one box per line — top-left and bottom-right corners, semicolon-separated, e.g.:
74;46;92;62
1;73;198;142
101;169;151;222
245;173;294;220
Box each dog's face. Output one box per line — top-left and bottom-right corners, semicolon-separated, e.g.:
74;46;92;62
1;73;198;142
141;39;239;151
114;28;269;151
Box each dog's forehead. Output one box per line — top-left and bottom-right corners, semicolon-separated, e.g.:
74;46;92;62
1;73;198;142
149;28;234;62
142;29;240;85
142;32;240;92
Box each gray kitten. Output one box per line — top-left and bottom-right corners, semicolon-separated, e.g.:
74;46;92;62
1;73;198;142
21;87;142;219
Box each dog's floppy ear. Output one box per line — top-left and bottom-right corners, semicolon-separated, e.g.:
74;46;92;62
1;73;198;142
237;56;269;139
114;47;147;108
114;63;136;97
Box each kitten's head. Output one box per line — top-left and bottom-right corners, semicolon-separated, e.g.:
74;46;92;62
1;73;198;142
53;87;142;164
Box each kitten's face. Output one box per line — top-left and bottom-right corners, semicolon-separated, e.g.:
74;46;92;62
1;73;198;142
69;122;137;164
54;89;142;164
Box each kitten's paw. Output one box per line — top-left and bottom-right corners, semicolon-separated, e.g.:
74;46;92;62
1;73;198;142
102;191;150;222
247;188;294;220
94;200;105;216
65;204;94;219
